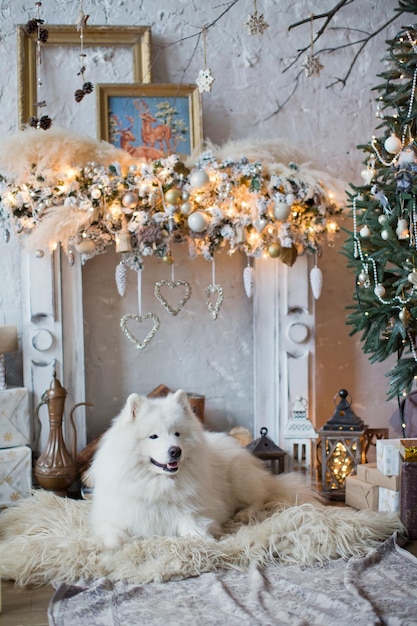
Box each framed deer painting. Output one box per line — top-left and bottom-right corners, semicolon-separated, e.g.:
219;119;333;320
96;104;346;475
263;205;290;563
97;83;203;161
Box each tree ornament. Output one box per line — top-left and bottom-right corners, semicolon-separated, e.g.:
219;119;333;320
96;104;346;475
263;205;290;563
302;13;323;77
120;312;160;350
122;191;138;210
408;270;417;286
243;264;255;298
162;251;174;264
395;144;417;192
180;202;191;215
399;307;411;327
378;214;388;225
267;242;280;258
360;163;376;185
310;265;323;300
273;201;291;221
384;133;402;154
115;225;132;253
196;68;215;93
164;188;182;205
154;279;192;316
245;0;269;36
374;283;386;298
254;218;267;233
205;284;224;320
75;1;94;103
189;170;210;189
360;225;371;238
381;229;390;240
396;218;409;240
115;261;127;297
188;211;208;233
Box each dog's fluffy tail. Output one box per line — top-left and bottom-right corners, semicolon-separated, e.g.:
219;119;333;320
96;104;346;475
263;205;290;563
268;471;323;507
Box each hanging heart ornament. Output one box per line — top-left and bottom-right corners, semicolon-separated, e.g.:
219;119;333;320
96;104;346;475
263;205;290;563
120;313;160;350
154;280;192;316
205;284;224;320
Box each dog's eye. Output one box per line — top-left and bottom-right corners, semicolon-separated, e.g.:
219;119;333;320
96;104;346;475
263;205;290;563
174;432;180;437
149;434;158;440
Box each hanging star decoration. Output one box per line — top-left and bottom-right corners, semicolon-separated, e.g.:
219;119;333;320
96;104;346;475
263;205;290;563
302;53;324;77
196;68;215;93
245;10;269;36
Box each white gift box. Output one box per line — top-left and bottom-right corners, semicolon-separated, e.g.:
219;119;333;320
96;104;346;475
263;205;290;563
0;387;31;448
376;439;401;476
0;445;32;508
378;486;400;512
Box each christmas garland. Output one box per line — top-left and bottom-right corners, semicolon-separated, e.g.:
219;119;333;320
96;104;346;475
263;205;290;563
0;148;343;269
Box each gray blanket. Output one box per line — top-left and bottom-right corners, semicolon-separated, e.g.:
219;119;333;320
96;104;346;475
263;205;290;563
48;534;417;626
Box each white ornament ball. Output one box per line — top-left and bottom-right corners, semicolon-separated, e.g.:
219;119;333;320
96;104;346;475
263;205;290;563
180;202;192;215
384;133;402;154
360;225;371;238
374;283;386;298
90;187;102;200
188;211;208;232
273;201;291;221
122;191;139;209
381;229;390;240
189;170;210;189
378;214;388;225
408;270;417;286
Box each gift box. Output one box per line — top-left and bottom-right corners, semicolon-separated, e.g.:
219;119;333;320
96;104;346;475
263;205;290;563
399;439;417;461
400;460;417;540
376;439;401;476
0;387;30;448
378;486;400;512
356;462;400;490
345;475;379;511
0;445;32;508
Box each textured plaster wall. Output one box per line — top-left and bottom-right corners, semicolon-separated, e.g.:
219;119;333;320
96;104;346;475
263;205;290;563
0;0;403;438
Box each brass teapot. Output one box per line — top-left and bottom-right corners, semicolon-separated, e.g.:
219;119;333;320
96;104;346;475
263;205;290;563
34;373;92;495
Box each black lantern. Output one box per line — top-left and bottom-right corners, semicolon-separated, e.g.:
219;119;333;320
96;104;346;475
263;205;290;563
246;427;287;474
318;389;368;500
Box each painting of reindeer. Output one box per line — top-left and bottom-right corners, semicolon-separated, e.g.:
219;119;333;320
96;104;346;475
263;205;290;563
97;83;203;161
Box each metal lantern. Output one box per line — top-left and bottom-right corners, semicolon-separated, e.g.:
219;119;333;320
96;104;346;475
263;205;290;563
246;427;287;474
284;396;317;471
318;389;368;500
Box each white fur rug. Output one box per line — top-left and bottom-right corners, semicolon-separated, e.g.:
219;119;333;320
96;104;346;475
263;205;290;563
0;491;405;587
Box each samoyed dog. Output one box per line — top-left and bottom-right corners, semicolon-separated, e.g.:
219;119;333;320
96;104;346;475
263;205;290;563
89;390;314;549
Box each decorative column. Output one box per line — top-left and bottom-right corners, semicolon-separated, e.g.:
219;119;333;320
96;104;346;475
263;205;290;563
253;254;315;451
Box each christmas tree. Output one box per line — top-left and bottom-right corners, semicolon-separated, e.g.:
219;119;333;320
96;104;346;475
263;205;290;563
344;0;417;404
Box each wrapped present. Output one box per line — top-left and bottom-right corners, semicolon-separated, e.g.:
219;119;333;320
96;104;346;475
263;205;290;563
400;460;417;540
399;439;417;461
356;462;400;490
0;387;30;448
378;486;400;512
376;439;401;476
0;445;32;508
345;475;379;511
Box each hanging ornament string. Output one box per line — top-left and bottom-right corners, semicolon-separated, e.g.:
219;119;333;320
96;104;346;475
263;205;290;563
26;2;51;130
302;14;323;78
196;27;215;93
75;0;94;103
206;259;224;320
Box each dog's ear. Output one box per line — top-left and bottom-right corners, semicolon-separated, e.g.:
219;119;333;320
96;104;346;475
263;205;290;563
125;393;145;421
173;389;191;411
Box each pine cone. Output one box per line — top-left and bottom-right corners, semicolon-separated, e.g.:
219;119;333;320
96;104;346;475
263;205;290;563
25;19;40;35
74;89;85;103
82;82;94;94
28;116;38;128
39;115;52;130
38;28;49;43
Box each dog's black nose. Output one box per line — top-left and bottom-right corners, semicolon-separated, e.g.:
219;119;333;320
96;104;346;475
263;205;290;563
169;446;181;460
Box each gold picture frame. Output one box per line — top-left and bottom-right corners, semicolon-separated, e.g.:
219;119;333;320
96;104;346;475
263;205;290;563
97;83;203;160
17;25;152;127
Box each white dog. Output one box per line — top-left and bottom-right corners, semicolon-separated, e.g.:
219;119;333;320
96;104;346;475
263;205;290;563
89;390;314;549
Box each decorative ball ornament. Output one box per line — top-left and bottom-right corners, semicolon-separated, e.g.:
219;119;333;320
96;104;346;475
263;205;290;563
359;225;371;238
35;249;45;258
273;201;291;221
162;251;174;264
399;307;411;327
268;243;280;258
90;187;102;200
381;229;390;241
378;214;388;225
188;211;208;233
358;270;367;285
189;170;210;189
164;188;182;206
384;133;402;154
122;191;139;210
180;202;192;215
408;270;417;286
374;283;386;298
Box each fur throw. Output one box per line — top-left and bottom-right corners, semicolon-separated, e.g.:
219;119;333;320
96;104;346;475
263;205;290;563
0;491;405;587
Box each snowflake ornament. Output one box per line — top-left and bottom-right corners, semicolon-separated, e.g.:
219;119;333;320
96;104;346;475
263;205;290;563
302;53;323;78
196;68;215;93
245;10;269;36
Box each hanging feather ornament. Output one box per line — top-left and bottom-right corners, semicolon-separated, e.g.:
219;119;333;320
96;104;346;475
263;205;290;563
115;261;127;297
243;264;255;298
310;264;323;300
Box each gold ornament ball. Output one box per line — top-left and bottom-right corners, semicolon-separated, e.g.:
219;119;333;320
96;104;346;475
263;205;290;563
162;252;174;264
399;308;411;326
164;188;182;205
268;243;281;258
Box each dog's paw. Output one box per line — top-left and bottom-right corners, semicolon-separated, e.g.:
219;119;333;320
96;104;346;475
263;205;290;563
96;525;127;550
233;506;258;525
